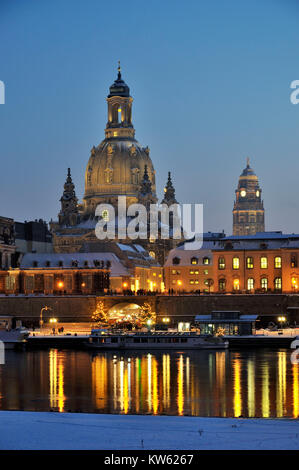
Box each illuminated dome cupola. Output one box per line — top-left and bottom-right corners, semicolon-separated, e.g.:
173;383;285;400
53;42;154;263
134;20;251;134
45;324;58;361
105;62;134;140
233;158;265;236
83;64;156;215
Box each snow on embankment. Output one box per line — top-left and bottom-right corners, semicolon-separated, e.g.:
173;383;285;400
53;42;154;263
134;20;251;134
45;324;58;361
0;411;299;450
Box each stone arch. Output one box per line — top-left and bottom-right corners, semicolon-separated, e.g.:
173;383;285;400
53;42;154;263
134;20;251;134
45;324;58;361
107;302;155;326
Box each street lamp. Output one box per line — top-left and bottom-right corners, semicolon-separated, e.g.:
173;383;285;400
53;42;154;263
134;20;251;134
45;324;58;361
40;306;52;329
278;316;286;328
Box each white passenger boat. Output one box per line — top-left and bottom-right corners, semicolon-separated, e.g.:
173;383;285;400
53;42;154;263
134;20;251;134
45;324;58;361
0;328;29;349
86;330;229;350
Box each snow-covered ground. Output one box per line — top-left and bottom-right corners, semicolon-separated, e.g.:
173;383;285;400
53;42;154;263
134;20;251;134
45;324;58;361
0;411;299;450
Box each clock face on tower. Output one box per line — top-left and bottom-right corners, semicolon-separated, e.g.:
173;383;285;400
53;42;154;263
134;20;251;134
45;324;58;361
240;190;246;197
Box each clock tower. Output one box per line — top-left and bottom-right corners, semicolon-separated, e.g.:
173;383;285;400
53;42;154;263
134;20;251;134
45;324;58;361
233;159;265;236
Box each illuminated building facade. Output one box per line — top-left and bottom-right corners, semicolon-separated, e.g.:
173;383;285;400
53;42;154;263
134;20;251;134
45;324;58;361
3;246;163;295
164;232;299;294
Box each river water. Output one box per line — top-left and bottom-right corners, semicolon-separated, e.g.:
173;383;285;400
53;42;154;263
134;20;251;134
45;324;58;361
0;349;298;417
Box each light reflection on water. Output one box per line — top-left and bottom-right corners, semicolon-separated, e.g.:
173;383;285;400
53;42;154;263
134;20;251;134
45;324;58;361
0;349;298;418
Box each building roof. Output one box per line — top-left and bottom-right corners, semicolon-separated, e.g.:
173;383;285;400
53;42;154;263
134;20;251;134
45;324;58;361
164;241;215;267
195;314;258;323
20;252;130;277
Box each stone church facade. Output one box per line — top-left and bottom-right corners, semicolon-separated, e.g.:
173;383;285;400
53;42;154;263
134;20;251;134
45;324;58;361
50;65;181;265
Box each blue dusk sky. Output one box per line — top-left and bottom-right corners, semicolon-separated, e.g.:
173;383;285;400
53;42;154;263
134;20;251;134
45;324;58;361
0;0;299;235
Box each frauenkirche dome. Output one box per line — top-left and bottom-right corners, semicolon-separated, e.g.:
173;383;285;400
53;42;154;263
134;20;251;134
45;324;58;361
83;64;156;214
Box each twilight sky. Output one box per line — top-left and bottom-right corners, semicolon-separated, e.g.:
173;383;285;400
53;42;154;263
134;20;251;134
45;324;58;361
0;0;299;235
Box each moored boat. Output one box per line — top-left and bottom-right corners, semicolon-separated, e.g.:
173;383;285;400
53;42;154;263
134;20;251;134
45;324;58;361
86;330;229;350
0;328;30;350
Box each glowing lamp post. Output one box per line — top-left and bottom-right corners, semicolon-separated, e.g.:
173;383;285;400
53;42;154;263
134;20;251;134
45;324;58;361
278;316;286;329
40;306;52;330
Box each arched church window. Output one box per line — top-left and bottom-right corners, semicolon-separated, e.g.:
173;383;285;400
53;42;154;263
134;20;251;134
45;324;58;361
102;210;109;222
118;107;122;123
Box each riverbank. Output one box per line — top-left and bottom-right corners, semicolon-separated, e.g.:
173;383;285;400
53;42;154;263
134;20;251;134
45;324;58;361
0;411;299;450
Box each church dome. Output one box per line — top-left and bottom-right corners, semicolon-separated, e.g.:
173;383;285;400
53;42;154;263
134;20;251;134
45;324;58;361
83;65;156;214
84;139;156;213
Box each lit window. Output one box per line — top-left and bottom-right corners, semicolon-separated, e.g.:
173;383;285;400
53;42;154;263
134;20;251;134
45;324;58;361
203;257;210;265
149;251;155;259
233;257;240;270
292;277;298;289
102;209;109;222
191;257;198;265
274;256;281;269
274;277;282;290
204;269;208;275
189;280;194;285
194;270;199;275
219;279;226;291
246;257;254;269
233;279;240;290
194;280;199;284
189;270;194;275
218;257;225;270
247;278;254;290
291;254;297;268
261;278;268;290
260;257;268;269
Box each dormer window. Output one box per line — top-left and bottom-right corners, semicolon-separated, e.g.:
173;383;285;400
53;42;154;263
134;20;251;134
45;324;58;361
33;261;38;267
46;261;51;267
172;257;180;265
84;261;89;267
203;257;210;265
58;261;63;267
191;257;198;265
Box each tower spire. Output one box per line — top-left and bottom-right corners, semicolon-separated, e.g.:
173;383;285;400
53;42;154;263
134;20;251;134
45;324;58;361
246;156;250;168
58;168;79;227
161;171;177;206
117;60;121;80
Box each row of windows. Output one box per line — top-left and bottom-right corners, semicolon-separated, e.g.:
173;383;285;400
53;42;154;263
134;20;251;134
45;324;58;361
218;277;282;291
218;256;282;270
172;256;210;266
171;269;209;275
32;259;111;269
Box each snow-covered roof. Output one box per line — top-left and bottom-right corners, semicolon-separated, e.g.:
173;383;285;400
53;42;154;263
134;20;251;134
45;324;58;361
117;243;136;253
164;241;214;267
20;252;130;277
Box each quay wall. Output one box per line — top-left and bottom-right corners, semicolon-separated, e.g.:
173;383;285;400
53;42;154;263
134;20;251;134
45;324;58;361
0;294;299;326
